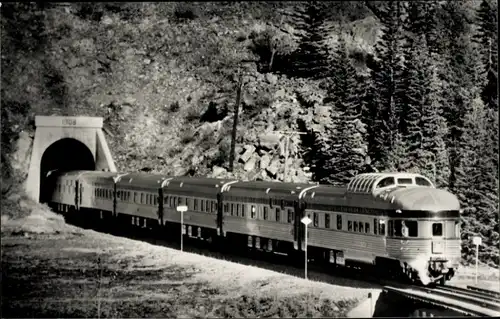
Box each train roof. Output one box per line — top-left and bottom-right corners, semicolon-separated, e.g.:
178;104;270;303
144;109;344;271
162;176;237;196
386;187;461;212
224;180;316;199
115;172;172;190
301;185;392;209
78;171;121;184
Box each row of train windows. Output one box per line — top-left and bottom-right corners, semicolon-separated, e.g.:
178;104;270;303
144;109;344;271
58;184;73;193
163;196;217;213
224;203;295;222
95;189;160;206
308;213;387;235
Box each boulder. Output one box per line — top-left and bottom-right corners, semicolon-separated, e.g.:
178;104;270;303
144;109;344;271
273;88;286;100
266;157;281;177
258;132;281;151
239;145;255;163
260;154;271;170
265;73;278;85
213;166;227;177
244;156;258;172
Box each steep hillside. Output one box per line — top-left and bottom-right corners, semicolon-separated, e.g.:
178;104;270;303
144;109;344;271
1;2;376;184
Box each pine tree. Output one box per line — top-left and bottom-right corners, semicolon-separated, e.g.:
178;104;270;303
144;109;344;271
366;1;406;170
399;34;428;171
420;62;450;188
289;1;332;79
440;35;484;190
474;0;498;110
321;37;368;185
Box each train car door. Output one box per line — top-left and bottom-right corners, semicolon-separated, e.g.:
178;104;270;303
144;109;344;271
294;200;306;251
216;193;223;236
157;188;164;226
75;180;80;211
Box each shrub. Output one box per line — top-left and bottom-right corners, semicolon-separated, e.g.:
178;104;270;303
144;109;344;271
248;27;296;73
170;101;180;112
174;3;198;22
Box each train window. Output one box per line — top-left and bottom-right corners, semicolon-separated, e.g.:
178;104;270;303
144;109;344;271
355;221;359;232
359;222;364;233
194;199;199;211
224;203;229;213
212;201;216;213
365;222;370;233
275;208;280;222
374;219;378;234
416;177;432;186
288;209;293;223
337;215;342;230
269;198;273;209
348;221;353;231
388;220;394;236
281;200;285;210
325;214;330;229
241;204;246;217
376;177;395;189
231;203;235;216
263;207;268;220
394;220;418;237
432;223;443;236
313;213;318;227
141;193;145;204
251;206;256;219
201;200;205;212
397;178;413;185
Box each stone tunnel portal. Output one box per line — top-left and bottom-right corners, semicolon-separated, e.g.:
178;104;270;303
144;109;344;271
39;138;95;203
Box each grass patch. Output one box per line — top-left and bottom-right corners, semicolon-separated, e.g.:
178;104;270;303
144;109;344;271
1;207;370;318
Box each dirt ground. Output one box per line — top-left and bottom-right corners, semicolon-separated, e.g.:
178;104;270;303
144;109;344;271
1;200;374;318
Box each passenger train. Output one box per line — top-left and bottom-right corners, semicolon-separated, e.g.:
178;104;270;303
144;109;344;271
47;170;462;285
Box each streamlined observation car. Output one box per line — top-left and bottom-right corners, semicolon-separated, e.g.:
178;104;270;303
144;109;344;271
299;173;461;283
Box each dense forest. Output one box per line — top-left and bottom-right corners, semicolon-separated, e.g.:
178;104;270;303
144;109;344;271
1;1;498;266
296;0;499;266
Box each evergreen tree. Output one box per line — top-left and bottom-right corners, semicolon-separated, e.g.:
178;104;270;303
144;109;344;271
321;37;368;185
289;1;332;79
474;0;498;110
366;1;406;170
399;34;428;171
420;62;450;188
440;35;484;190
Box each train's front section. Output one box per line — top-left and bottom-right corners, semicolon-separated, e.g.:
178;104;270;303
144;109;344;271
372;173;462;285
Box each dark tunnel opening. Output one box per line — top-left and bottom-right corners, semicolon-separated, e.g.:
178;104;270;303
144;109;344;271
39;138;95;203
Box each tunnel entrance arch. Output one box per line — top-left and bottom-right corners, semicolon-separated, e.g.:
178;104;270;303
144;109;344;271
26;116;117;202
39;138;95;203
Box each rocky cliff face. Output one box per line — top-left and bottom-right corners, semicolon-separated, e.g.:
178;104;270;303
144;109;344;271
1;2;378;191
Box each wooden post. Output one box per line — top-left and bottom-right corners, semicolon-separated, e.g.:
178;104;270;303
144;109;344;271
229;71;244;172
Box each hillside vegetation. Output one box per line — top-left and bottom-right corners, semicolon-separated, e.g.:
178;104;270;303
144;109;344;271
1;1;498;266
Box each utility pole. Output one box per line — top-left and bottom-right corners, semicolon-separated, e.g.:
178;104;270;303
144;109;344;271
276;130;307;182
229;69;244;172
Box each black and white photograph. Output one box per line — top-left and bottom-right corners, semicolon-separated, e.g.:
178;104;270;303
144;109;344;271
1;1;499;317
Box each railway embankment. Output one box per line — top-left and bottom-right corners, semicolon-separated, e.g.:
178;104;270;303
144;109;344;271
2;197;375;317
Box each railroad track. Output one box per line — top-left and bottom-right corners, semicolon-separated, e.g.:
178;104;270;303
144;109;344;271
384;284;500;317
